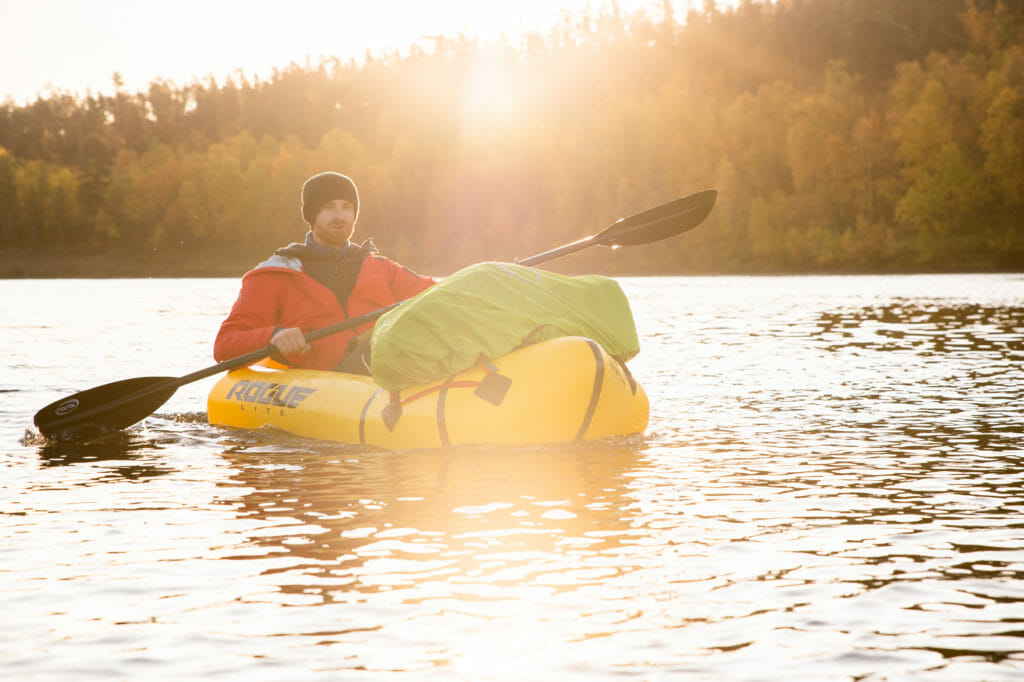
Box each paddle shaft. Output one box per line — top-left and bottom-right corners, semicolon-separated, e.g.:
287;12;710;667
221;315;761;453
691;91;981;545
174;190;719;385
176;302;404;386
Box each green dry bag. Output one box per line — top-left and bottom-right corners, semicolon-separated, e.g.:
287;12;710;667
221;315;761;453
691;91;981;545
369;262;640;392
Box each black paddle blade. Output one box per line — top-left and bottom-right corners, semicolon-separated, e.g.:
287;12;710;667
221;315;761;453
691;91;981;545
598;188;718;247
515;188;718;267
33;376;179;443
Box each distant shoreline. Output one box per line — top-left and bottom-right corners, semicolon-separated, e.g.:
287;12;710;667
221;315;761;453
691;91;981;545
3;249;1019;279
0;249;264;279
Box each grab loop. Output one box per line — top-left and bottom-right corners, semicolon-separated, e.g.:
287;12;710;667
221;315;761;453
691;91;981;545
473;356;512;406
381;392;403;432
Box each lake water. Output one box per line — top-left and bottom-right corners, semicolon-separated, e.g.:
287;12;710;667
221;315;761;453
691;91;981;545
3;274;1024;680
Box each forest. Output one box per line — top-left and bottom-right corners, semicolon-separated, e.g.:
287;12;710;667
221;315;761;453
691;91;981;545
1;0;1022;277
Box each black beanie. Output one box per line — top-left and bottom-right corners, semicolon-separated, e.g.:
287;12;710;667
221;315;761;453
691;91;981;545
301;172;359;225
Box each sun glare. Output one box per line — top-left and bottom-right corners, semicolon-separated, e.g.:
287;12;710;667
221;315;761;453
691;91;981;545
460;57;523;132
4;1;733;106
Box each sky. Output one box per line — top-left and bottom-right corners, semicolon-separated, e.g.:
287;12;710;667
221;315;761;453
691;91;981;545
1;0;696;105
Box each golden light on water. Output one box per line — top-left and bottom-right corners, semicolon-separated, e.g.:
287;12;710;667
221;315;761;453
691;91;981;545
8;274;1024;677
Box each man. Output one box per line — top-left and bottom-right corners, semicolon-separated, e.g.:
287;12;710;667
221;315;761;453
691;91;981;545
214;172;435;372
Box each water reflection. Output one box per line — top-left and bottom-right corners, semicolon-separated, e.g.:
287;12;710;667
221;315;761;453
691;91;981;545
33;429;176;481
814;302;1024;356
804;301;1024;455
218;441;645;604
7;276;1024;680
27;411;219;482
608;439;1024;676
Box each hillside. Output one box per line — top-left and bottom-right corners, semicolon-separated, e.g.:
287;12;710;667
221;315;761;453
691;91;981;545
2;0;1022;276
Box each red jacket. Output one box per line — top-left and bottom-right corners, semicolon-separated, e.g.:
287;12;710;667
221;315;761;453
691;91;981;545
214;251;434;370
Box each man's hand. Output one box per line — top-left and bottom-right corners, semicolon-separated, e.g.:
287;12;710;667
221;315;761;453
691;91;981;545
271;327;311;355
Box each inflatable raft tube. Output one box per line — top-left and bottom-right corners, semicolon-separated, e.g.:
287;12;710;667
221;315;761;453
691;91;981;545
207;336;648;449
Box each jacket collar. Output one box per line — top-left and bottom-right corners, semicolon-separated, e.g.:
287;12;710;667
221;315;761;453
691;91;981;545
303;231;355;257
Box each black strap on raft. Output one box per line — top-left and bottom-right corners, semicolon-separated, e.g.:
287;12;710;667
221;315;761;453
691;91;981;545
437;379;453;446
616;357;639;395
574;339;605;441
359;388;384;443
378;356;513;433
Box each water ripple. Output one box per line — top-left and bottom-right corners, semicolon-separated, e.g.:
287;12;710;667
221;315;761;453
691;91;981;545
4;275;1024;679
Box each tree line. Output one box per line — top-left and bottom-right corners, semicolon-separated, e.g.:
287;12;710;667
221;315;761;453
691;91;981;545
1;0;1022;276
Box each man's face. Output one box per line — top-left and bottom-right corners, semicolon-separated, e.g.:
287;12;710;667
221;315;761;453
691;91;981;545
310;199;356;249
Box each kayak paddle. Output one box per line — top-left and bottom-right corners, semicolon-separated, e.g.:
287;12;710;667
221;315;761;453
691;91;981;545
33;188;717;442
516;188;717;266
